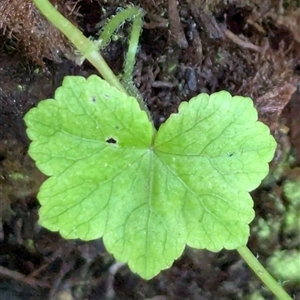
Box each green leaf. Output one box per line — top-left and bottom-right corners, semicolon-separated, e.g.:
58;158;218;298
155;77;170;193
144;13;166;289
24;75;276;279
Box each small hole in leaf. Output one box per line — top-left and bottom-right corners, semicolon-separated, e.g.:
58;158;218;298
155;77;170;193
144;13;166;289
106;138;117;144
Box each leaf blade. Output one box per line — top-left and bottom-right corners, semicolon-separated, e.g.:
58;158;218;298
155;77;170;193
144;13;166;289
24;80;277;279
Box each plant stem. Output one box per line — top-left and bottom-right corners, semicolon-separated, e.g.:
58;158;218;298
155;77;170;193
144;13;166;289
237;246;292;300
32;0;126;93
120;8;146;115
98;6;143;51
32;0;151;120
122;8;143;85
97;6;147;114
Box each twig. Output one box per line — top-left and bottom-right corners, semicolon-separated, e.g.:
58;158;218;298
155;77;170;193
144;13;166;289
105;262;126;299
0;265;51;288
167;0;188;48
220;24;261;52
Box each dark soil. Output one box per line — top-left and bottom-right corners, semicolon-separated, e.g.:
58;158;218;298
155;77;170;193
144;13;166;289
0;1;299;299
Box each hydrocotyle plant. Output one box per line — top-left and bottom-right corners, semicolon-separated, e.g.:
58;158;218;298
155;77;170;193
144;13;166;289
24;1;293;299
25;75;291;300
24;75;271;274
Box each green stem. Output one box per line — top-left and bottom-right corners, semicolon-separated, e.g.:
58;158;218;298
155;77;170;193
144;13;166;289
120;9;147;116
237;246;292;300
122;8;143;85
32;0;126;94
32;0;151;119
97;6;147;114
98;6;143;51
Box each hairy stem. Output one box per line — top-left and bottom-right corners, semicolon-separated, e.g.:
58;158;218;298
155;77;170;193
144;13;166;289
33;0;125;93
98;6;143;51
98;6;145;110
122;8;143;85
237;246;292;300
32;0;150;119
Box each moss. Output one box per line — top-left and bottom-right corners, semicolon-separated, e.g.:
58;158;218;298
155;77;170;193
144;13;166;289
266;250;300;285
283;179;300;207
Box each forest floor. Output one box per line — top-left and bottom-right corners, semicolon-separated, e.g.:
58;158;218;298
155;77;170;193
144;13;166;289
0;0;299;299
